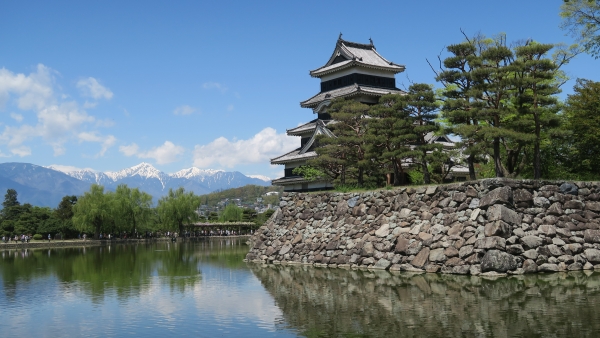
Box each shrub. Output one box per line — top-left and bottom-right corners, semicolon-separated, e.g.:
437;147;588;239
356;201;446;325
33;234;43;240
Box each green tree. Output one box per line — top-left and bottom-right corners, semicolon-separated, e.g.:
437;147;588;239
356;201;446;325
561;0;600;58
219;203;242;222
2;189;19;209
112;184;153;234
241;208;258;222
72;184;112;239
157;187;201;234
314;98;370;186
562;79;600;178
403;83;442;184
435;39;487;180
55;195;78;238
365;94;416;186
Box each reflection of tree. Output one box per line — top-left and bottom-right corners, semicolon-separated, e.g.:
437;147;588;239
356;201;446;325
0;242;209;302
249;264;600;337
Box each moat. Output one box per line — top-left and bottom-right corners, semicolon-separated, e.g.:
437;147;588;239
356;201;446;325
1;239;600;337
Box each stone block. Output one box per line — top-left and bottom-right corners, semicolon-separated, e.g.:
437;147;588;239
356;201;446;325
538;263;559;272
410;247;430;268
584;248;600;264
479;186;512;209
476;236;506;250
586;202;600;212
520;235;543;250
487;204;522;226
395;237;409;254
538;225;557;237
375;224;390;237
560;183;578;195
484;221;511;238
429;248;447;262
481;250;518;272
584;229;600;243
547;202;563;216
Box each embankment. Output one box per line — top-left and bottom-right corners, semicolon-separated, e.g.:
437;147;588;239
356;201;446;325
245;178;600;275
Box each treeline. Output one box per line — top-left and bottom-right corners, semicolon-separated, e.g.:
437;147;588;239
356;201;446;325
199;185;282;207
302;34;599;189
0;184;276;239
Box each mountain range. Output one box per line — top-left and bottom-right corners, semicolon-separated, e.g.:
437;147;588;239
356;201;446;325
0;162;271;208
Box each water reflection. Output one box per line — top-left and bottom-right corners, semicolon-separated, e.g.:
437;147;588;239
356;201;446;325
0;239;296;338
249;264;600;337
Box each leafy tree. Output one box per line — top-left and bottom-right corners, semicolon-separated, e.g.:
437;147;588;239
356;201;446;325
219;203;243;222
157;187;201;234
561;0;600;58
435;39;487;180
365;94;416;186
561;79;600;178
512;43;562;179
242;208;258;222
112;184;153;234
55;195;78;238
2;189;19;209
314;98;370;186
292;165;325;181
403;83;442;184
72;184;112;239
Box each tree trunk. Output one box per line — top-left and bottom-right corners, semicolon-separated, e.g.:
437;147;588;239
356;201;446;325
422;150;430;184
392;160;401;186
468;154;476;180
494;137;504;177
533;114;541;180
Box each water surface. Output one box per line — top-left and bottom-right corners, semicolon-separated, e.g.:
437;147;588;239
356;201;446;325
2;239;600;337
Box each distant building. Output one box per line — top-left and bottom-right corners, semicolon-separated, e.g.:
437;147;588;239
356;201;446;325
264;191;279;196
271;35;467;192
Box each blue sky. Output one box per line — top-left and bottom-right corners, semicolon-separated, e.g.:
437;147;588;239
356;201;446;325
0;0;598;179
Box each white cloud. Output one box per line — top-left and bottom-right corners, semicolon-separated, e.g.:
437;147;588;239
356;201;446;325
10;145;31;157
119;143;139;156
192;127;297;168
0;64;116;158
76;77;113;100
0;64;54;111
202;82;227;92
120;141;184;164
173;105;196;115
78;132;117;157
227;104;234;111
10;113;23;122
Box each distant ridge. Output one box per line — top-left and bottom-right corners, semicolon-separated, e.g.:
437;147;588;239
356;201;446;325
0;162;271;207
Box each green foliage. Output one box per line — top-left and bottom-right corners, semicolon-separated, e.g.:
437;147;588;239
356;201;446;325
3;189;19;209
559;79;600;179
292;166;325;181
112;184;153;233
33;234;43;240
157;187;202;234
561;0;600;58
408;170;425;185
218;203;243;222
72;184;111;239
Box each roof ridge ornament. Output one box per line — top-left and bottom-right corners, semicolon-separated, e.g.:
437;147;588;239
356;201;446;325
338;32;343;40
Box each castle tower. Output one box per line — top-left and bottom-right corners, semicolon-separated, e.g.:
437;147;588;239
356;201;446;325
271;36;406;192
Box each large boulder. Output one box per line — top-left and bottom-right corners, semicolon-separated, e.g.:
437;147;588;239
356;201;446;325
481;250;518;272
411;247;430;268
520;235;544;250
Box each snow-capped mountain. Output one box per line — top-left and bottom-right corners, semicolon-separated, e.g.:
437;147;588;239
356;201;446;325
247;174;271;182
46;162;271;198
0;162;272;207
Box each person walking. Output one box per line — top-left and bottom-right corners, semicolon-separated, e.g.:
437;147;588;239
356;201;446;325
48;234;51;242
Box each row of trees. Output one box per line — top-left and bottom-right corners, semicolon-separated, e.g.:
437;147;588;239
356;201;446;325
0;185;275;239
299;34;598;188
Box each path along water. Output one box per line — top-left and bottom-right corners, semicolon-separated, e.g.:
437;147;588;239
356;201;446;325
1;238;600;337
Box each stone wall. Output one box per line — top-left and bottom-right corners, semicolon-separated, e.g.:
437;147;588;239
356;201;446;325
245;178;600;275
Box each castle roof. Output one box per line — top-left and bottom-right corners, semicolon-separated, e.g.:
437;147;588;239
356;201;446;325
300;84;405;108
309;37;405;78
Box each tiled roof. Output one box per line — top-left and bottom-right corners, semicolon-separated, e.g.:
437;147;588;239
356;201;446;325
271;148;318;165
310;38;405;77
300;84;405;108
287;119;318;136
